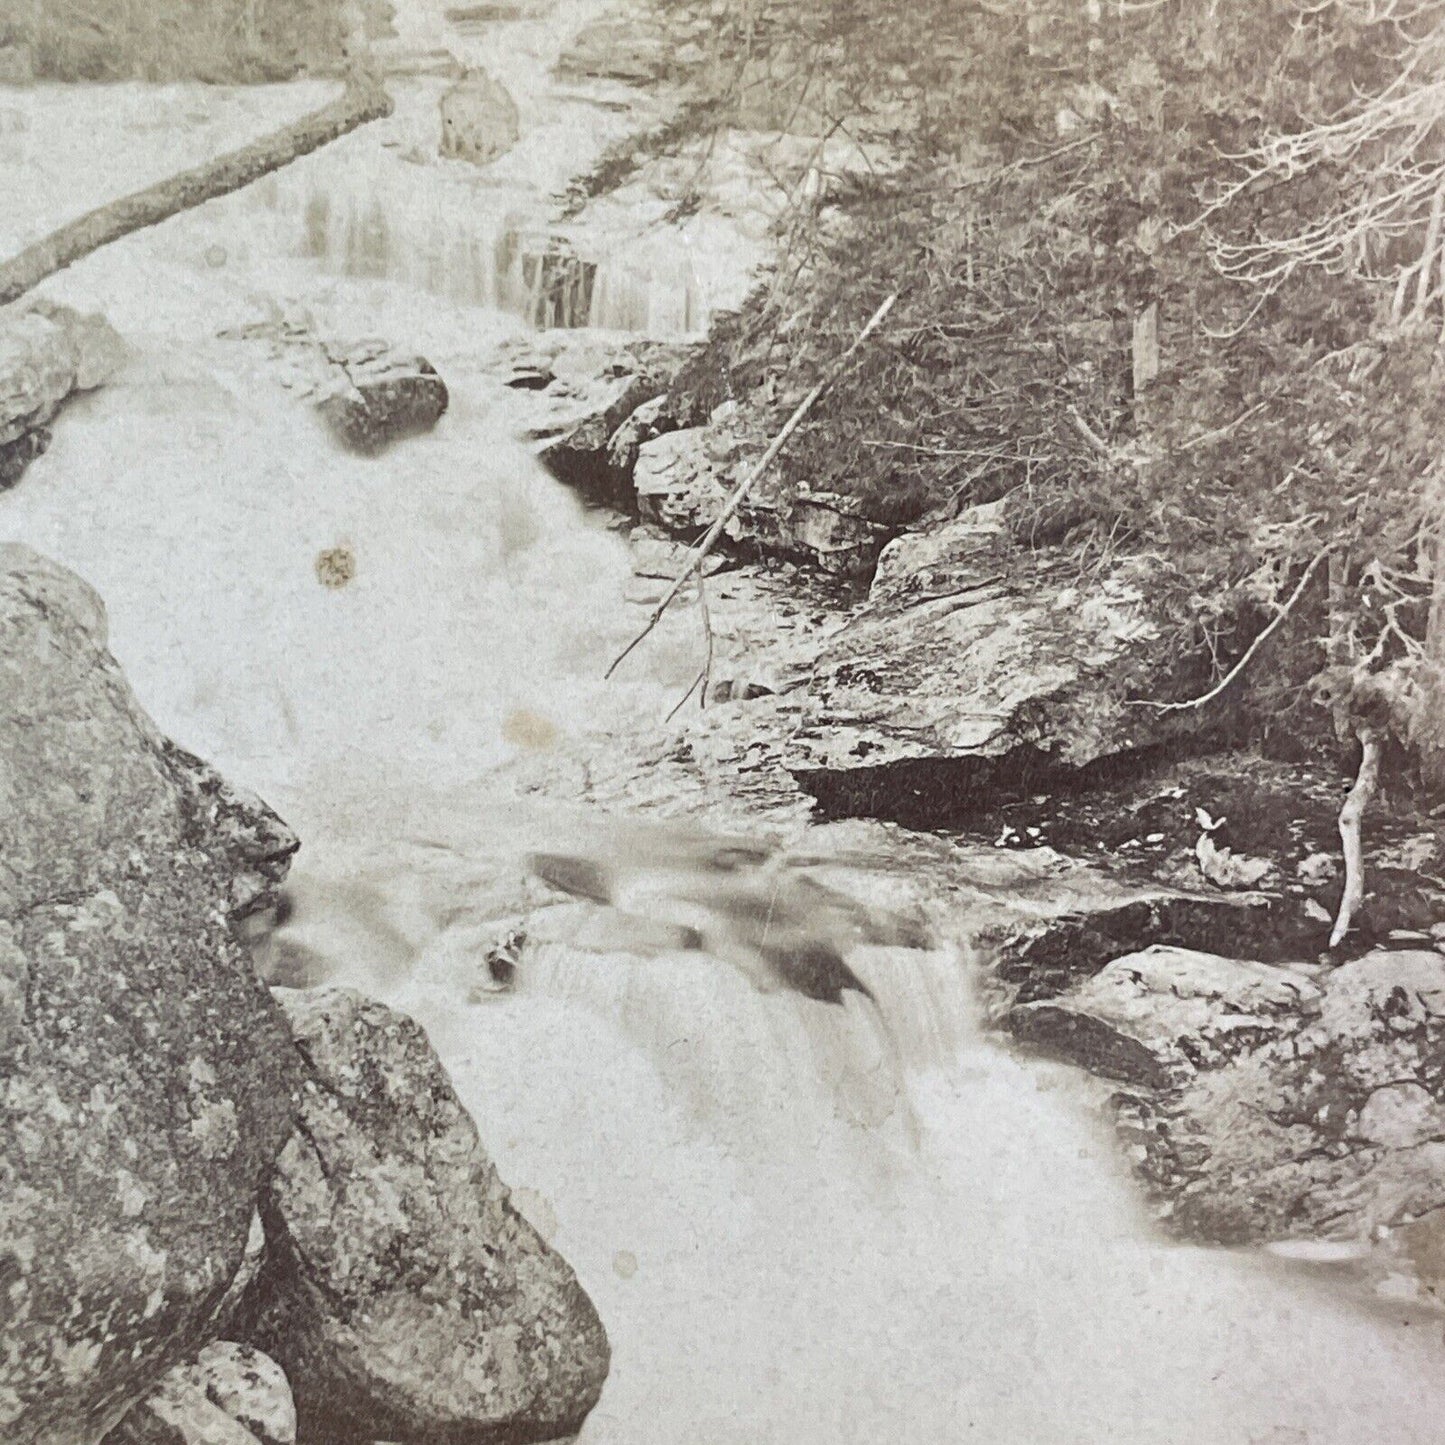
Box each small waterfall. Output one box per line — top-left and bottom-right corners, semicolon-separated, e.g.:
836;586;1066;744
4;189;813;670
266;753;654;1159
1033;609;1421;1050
266;804;1445;1445
239;85;716;336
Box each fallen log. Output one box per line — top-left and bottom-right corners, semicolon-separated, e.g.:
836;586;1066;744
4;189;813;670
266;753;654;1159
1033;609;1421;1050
0;77;393;307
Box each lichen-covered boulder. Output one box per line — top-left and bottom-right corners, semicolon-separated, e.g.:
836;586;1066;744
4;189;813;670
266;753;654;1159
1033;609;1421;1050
0;545;300;1443
439;70;520;167
250;987;610;1445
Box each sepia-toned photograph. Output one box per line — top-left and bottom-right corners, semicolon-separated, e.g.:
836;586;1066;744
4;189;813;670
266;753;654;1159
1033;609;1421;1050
5;0;1445;1440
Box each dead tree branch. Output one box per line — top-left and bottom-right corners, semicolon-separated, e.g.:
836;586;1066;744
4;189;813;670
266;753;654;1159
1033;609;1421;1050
664;569;716;722
0;77;393;307
606;292;897;680
1330;723;1382;947
1130;542;1335;712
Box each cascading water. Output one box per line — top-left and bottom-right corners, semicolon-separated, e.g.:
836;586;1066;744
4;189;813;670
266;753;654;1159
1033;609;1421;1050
7;5;1445;1439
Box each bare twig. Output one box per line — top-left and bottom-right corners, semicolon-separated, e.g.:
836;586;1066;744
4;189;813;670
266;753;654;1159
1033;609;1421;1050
665;569;717;722
606;292;897;679
0;78;392;306
1068;406;1111;454
1129;542;1335;712
1176;403;1266;453
1330;724;1382;947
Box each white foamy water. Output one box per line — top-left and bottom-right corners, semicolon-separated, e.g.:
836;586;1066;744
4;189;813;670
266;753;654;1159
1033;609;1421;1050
5;6;1445;1441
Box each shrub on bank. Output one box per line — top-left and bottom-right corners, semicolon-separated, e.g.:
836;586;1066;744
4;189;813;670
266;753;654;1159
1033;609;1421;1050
659;0;1445;788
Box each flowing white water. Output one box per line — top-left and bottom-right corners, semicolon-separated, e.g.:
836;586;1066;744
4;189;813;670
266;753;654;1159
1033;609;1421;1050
5;8;1445;1440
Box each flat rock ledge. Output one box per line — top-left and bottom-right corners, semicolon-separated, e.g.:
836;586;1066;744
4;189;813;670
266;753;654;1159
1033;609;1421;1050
1007;934;1445;1250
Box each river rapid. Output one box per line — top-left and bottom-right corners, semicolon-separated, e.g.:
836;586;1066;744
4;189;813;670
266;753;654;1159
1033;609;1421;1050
4;3;1445;1439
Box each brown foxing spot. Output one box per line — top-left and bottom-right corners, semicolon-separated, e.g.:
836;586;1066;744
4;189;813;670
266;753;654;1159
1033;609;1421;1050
502;708;559;750
315;545;356;589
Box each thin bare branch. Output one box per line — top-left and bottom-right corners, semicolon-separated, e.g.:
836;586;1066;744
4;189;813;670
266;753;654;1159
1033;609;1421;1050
1129;542;1335;712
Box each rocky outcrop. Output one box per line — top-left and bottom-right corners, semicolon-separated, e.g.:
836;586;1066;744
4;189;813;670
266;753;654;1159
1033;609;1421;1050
315;343;449;454
0;301;125;490
1117;948;1445;1244
439;70;520;167
787;502;1189;822
0;545;299;1443
249;988;610;1445
105;1343;295;1445
554;16;668;84
1009;945;1323;1089
631;423;888;571
531;336;691;506
1000;934;1445;1247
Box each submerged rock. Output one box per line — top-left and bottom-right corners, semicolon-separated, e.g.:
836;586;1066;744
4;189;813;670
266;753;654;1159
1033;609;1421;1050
250;987;610;1445
439;70;521;166
0;546;299;1444
27;298;129;391
315;344;449;454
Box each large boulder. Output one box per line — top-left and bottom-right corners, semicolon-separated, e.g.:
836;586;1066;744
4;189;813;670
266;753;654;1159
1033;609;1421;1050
788;502;1186;823
439;70;520;167
1009;945;1323;1089
1114;949;1445;1244
0;546;300;1443
249;988;610;1444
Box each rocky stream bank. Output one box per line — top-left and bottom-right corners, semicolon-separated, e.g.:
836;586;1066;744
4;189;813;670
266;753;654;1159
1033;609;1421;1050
6;0;1445;1435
